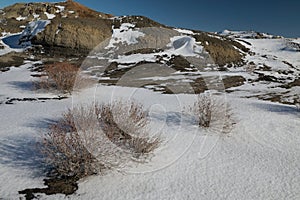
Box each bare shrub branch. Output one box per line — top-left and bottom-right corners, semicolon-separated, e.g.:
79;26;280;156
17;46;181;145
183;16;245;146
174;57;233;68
187;93;235;134
295;96;300;111
95;100;161;158
41;107;106;178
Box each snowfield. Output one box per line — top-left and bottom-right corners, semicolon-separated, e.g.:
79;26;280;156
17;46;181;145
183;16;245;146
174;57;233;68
106;23;146;49
167;35;203;57
0;63;299;199
217;37;300;105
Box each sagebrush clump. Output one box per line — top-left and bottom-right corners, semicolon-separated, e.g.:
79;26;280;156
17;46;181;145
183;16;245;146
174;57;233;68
38;62;79;94
95;100;161;156
41;100;161;178
187;93;234;133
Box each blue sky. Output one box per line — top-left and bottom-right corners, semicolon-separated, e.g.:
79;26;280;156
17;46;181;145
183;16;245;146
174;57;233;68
1;0;299;38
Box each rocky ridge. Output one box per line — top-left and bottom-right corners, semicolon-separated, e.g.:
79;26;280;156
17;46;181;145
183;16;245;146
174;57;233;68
0;1;299;104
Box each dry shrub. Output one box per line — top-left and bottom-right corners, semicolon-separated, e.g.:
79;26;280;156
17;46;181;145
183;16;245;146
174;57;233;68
245;63;256;73
295;96;300;111
39;62;79;94
42;100;161;178
42;107;104;178
187;93;234;134
95;100;161;157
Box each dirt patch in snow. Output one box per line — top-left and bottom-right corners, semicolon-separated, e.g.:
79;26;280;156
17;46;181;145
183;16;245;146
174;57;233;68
3;96;68;105
167;55;198;72
283;78;300;88
19;176;79;200
223;76;246;88
124;48;163;56
0;52;27;71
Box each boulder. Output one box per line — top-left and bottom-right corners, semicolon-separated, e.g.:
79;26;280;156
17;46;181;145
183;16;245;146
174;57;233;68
33;17;113;55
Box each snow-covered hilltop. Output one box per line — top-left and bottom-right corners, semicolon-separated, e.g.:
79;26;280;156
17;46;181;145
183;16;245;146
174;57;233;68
218;29;283;39
0;1;299;199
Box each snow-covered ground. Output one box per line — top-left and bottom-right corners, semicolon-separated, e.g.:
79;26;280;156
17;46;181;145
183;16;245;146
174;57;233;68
226;38;300;104
243;38;300;69
0;11;299;198
0;64;70;198
0;62;299;199
219;30;281;39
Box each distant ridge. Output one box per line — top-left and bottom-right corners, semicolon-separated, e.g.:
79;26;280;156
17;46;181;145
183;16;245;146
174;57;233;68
218;29;282;39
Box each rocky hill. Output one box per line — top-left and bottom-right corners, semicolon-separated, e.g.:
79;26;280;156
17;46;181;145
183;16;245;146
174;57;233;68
0;1;245;60
0;0;299;104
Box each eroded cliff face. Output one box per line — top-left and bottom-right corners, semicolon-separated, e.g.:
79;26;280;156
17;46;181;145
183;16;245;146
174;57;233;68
32;14;170;55
0;1;115;55
33;17;113;54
